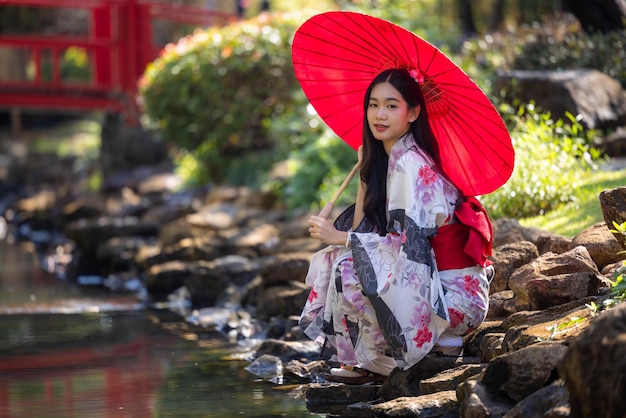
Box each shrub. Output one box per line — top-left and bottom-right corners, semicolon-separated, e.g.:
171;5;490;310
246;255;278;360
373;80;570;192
513;27;626;87
479;102;603;219
138;11;315;185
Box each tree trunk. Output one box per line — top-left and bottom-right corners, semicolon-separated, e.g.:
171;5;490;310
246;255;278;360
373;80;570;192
562;0;626;33
458;0;477;36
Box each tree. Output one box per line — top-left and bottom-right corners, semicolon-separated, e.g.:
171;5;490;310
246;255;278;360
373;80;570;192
562;0;626;33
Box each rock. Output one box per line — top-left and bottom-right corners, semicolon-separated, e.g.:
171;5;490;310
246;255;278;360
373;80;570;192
479;333;506;363
369;391;460;417
379;355;481;400
490;241;539;293
260;252;312;286
558;303;626;418
599;186;626;249
457;378;515;418
184;255;260;307
464;320;505;356
501;381;569;418
570;222;626;269
482;342;568;402
596;127;626;160
419;364;486;395
508;246;599;312
535;233;572;255
492;218;526;248
500;297;601;351
488;290;515;318
526;272;607;310
305;383;382;416
245;354;283;379
251;338;320;363
495;69;626;130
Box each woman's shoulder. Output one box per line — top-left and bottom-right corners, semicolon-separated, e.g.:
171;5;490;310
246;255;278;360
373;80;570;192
395;146;435;170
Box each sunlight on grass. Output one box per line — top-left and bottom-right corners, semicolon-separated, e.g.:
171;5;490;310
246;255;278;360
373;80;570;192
520;167;626;237
29;117;101;158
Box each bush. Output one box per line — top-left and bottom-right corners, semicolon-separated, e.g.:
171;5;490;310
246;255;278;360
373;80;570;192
479;102;603;219
513;27;626;87
269;127;357;211
138;11;315;185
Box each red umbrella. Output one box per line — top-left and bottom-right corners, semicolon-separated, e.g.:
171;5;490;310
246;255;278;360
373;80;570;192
291;11;514;197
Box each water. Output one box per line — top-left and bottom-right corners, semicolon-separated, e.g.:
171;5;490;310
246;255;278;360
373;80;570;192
0;241;320;418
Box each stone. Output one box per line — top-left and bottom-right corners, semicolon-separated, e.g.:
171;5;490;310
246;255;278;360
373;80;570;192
508;246;599;312
501;382;569;418
495;69;626;130
487;290;515;318
260;252;312;286
369;391;460;417
490;241;539;293
304;383;381;416
599;186;626;250
526;272;605;310
492;218;526;248
379;355;481;400
570;222;626;269
419;364;486;394
457;379;515;418
558;303;626;418
482;342;568;402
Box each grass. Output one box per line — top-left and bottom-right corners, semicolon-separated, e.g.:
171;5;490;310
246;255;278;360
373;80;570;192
519;166;626;237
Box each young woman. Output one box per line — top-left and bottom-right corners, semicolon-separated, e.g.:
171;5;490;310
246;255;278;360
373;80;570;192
300;69;494;383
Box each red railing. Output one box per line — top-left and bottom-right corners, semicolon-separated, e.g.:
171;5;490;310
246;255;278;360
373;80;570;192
0;0;234;125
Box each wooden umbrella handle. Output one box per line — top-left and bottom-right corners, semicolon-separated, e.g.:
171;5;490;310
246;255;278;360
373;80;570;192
318;162;360;219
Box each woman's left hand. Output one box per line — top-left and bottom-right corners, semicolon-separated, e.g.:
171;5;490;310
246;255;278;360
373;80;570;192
308;215;345;246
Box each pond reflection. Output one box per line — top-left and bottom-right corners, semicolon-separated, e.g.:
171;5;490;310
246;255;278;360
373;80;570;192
0;241;321;418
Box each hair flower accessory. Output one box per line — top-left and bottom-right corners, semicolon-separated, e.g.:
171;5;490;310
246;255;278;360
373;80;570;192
408;69;425;85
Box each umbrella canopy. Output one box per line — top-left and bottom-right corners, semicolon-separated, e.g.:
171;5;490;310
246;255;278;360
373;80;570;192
291;11;515;196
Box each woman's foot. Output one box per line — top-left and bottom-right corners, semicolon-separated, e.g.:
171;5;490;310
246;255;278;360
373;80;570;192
326;356;396;384
326;365;387;384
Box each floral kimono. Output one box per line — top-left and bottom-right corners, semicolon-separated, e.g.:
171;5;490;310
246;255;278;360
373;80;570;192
299;134;492;370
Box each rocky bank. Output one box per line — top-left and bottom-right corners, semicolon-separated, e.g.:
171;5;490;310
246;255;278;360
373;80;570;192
2;128;626;418
2;67;626;418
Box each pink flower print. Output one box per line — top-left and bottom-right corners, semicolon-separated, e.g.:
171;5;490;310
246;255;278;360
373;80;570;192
336;337;357;363
410;301;431;328
413;326;433;348
448;308;465;329
341;316;349;333
463;275;481;296
406;271;424;290
418;165;437;186
307;288;318;303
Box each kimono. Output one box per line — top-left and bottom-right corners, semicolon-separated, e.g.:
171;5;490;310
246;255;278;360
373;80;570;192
299;133;493;371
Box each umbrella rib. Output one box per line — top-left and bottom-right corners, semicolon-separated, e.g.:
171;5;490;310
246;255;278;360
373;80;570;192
441;107;514;171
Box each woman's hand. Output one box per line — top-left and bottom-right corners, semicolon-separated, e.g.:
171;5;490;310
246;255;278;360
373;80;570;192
308;215;347;246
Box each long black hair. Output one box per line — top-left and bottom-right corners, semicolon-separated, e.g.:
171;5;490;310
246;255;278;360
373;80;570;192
359;68;441;233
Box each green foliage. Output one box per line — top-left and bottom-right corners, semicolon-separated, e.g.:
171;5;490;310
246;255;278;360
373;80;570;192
520;166;626;237
272;128;357;211
480;102;602;219
60;47;91;83
138;11;315;185
340;0;462;47
513;27;626;87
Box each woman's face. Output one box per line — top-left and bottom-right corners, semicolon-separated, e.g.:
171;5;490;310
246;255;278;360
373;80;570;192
367;81;419;153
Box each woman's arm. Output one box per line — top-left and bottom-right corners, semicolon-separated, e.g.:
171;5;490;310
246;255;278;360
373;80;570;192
352;146;366;230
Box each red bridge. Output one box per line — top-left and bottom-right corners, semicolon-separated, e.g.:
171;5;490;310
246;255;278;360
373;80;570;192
0;0;234;129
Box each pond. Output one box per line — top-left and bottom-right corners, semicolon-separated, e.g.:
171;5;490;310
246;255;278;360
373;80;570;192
0;240;322;418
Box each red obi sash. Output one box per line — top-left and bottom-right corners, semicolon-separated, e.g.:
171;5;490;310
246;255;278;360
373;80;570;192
430;197;493;271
